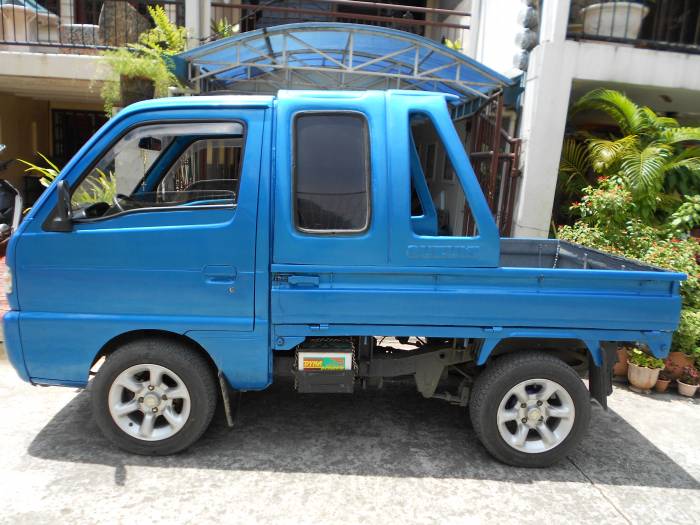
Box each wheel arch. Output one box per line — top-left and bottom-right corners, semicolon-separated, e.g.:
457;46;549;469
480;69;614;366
476;336;619;409
478;337;602;368
90;329;219;376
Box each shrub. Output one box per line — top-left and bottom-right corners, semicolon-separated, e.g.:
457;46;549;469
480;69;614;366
558;183;700;309
671;309;700;356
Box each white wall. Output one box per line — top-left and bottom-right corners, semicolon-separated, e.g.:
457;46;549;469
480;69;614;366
471;0;524;78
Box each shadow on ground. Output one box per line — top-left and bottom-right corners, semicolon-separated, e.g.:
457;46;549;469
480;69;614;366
27;380;700;489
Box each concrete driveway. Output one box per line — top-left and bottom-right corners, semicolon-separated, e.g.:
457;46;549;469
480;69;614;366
0;352;698;525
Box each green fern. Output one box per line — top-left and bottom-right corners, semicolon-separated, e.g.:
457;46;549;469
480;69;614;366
137;5;187;55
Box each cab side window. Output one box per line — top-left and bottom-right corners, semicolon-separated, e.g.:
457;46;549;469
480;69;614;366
70;122;244;220
293;113;370;233
409;113;476;237
156;137;243;205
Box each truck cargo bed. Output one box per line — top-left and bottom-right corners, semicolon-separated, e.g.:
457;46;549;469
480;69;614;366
500;239;664;272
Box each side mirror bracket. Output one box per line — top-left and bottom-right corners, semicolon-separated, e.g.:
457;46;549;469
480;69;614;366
50;180;73;232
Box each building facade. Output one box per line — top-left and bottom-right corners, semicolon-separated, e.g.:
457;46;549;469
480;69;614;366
2;1;697;236
513;0;700;237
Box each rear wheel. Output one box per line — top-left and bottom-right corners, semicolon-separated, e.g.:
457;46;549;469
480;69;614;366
469;352;590;468
91;338;218;455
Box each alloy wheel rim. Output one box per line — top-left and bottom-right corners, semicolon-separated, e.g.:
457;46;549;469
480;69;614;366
108;364;191;442
496;378;575;454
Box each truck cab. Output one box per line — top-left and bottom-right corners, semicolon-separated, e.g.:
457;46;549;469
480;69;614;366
3;91;684;467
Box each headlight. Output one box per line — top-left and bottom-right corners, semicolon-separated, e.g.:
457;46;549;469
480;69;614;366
4;265;12;296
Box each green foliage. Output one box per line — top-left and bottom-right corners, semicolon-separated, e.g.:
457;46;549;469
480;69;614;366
557;88;700;357
559;89;700;224
211;18;237;39
137;5;187;56
669;195;700;234
72;169;117;206
17;153;60;187
16;155;116;207
558;181;700;309
558;138;591;193
101;5;187;113
443;38;462;51
627;347;665;369
671;309;700;357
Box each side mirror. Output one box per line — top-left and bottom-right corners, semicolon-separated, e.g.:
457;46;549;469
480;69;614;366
51;180;73;232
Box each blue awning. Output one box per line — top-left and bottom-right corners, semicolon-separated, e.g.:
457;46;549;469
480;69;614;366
175;23;514;104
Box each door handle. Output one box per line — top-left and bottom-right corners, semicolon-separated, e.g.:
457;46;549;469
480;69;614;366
203;265;237;284
288;275;320;287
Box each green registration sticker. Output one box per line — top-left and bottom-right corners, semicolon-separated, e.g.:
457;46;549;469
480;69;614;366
302;357;346;371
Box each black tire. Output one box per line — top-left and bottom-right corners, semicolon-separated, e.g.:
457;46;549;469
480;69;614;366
469;352;591;468
91;338;218;455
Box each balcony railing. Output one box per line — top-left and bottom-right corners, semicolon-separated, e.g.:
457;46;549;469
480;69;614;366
567;0;700;54
209;0;470;48
0;0;184;52
1;0;468;54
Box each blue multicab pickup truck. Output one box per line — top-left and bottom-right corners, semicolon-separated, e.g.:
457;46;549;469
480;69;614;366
3;91;684;467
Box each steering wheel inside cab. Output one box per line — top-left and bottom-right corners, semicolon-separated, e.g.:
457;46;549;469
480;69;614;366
71;194;140;220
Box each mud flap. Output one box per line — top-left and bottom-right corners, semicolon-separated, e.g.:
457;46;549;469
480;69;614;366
588;342;616;410
218;371;241;428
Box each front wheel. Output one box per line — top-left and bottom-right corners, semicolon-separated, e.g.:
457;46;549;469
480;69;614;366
91;338;218;455
469;352;591;468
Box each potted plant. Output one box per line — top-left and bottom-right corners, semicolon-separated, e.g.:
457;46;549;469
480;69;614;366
581;1;650;40
654;367;672;393
100;6;186;113
677;366;699;397
627;347;664;393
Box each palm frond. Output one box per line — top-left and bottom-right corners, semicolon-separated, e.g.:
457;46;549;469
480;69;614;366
662;156;700;176
639;106;679;132
657;126;700;145
587;135;638;172
571;89;645;135
620;144;673;197
558;138;591;190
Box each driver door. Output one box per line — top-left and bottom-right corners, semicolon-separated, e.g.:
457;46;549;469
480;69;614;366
15;109;266;381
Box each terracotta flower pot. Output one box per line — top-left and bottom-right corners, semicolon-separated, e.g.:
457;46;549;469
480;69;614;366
665;352;694;380
677;381;699;397
654;378;671;393
612;347;629;377
627;361;661;392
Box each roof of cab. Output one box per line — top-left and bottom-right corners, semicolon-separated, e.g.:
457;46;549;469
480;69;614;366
117;94;275;118
118;89;455;117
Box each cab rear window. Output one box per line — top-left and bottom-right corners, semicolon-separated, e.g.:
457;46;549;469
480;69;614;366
293;112;370;233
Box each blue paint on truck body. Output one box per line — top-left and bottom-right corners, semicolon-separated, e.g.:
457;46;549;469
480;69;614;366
3;91;684;389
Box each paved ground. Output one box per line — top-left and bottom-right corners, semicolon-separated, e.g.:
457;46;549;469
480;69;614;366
0;351;698;525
